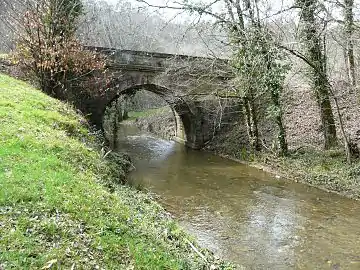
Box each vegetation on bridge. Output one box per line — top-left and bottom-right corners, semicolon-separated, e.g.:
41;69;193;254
0;73;232;269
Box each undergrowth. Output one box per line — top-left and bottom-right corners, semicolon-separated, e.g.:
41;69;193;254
256;147;360;199
206;122;360;200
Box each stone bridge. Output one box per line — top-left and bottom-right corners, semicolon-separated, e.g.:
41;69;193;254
83;46;233;149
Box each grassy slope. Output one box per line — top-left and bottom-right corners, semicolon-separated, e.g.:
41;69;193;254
0;74;230;269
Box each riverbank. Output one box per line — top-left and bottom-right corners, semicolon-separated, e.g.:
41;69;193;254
205;124;360;201
0;74;232;269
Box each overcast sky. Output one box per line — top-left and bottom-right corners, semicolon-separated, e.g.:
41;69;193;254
100;0;296;22
99;0;360;24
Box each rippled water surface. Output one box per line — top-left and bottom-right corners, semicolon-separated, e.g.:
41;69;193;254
116;124;360;269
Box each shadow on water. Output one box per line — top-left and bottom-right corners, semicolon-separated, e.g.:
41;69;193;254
115;124;360;269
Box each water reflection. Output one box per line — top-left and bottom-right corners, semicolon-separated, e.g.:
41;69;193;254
116;124;360;269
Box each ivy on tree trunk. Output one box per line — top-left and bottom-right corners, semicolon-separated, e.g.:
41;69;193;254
297;0;337;149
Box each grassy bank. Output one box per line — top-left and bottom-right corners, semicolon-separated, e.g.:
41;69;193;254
0;74;231;269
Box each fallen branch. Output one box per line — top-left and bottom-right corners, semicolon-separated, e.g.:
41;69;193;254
184;238;207;262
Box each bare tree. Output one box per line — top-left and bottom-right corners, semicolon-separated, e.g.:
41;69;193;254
79;0;226;56
8;0;105;101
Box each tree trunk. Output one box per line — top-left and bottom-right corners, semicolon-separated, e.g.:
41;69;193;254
249;94;261;151
344;0;356;91
270;87;288;155
243;94;261;151
297;0;337;149
314;81;337;149
329;87;352;163
243;96;254;145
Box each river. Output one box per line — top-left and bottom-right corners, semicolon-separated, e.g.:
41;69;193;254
115;124;360;269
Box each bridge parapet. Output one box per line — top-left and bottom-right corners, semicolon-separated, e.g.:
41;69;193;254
85;46;229;73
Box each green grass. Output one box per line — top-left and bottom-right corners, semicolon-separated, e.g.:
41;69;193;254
127;107;171;120
0;74;232;269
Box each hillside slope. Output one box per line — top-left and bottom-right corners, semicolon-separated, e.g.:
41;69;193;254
0;74;230;269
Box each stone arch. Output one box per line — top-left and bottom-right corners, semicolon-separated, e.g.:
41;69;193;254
102;83;197;144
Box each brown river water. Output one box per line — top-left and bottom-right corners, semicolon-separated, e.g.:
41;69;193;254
115;124;360;270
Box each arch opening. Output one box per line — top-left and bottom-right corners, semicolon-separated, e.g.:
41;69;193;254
102;84;195;147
